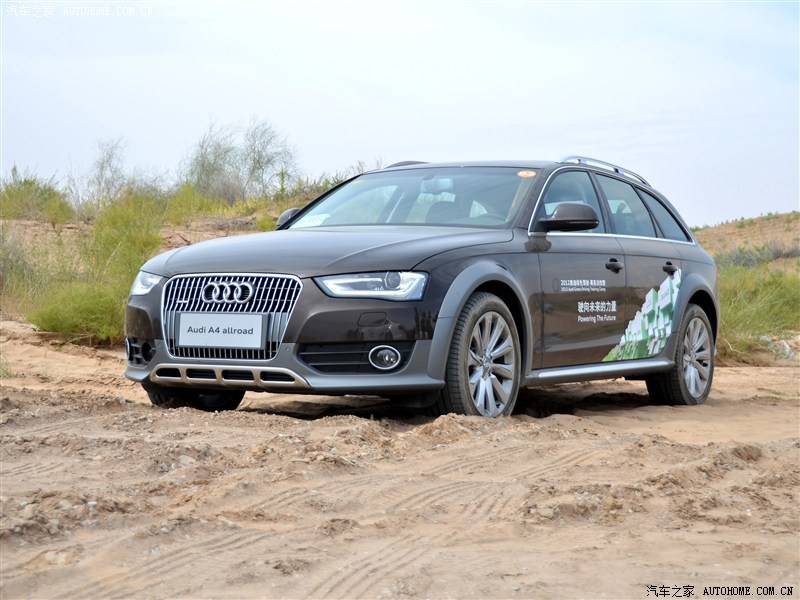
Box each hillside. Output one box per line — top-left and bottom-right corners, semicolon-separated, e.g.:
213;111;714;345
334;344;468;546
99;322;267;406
693;211;799;271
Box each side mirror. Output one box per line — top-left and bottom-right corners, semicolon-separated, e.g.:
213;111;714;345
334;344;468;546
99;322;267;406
276;207;301;229
540;203;599;232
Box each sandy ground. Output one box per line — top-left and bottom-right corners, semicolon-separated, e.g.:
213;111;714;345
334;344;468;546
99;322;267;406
0;319;798;599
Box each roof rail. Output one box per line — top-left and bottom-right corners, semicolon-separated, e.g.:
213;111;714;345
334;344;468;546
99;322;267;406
561;156;650;187
385;160;428;168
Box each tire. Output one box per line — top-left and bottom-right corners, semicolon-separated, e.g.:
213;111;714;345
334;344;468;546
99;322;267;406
429;292;521;417
645;304;714;405
142;382;244;412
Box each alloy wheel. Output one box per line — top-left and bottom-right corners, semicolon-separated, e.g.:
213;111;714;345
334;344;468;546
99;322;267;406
682;317;712;399
467;311;516;417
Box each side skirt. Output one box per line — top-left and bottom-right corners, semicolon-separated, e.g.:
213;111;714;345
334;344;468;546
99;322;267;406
523;358;673;386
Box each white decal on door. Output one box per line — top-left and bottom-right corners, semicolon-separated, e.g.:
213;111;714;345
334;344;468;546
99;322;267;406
603;269;682;361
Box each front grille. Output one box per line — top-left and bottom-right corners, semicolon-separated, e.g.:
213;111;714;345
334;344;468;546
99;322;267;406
161;274;302;361
298;342;414;373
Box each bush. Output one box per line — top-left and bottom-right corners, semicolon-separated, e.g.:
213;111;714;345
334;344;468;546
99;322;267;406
164;183;223;226
255;214;275;231
1;166;70;222
716;242;800;268
0;227;41;314
43;194;74;230
85;192;162;279
29;281;124;343
25;193;163;342
718;265;800;358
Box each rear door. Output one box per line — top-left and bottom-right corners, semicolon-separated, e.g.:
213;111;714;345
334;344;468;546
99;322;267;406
594;175;683;361
532;169;628;368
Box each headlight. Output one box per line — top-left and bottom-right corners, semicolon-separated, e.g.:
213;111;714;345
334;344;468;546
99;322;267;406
130;271;163;296
316;271;427;301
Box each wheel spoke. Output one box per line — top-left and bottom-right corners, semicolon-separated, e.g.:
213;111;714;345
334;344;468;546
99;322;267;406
693;329;707;352
695;349;711;362
689;365;700;396
484;377;496;415
684;365;694;395
468;349;481;367
481;314;492;354
693;320;702;344
694;361;709;380
487;318;504;353
491;363;514;380
469;369;481;392
490;374;509;404
471;327;484;356
475;377;485;407
490;337;513;360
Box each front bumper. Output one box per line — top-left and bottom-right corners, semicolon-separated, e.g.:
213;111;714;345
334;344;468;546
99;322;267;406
124;276;445;396
125;339;442;395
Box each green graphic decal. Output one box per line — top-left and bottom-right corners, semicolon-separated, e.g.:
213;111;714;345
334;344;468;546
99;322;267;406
603;269;682;362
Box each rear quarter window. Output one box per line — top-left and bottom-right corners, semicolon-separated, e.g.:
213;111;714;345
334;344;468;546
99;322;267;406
638;190;690;242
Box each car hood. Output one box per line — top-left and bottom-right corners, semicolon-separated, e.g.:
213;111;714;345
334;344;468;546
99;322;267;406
142;226;513;278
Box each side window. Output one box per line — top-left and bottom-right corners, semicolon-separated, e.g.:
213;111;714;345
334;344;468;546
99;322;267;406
638;190;690;241
596;175;656;238
539;171;605;233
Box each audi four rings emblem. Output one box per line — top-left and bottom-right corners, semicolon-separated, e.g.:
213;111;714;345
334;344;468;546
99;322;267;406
203;281;254;303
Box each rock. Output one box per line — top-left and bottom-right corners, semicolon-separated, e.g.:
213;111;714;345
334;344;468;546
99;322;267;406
45;550;66;565
218;516;239;528
770;340;794;360
20;504;37;520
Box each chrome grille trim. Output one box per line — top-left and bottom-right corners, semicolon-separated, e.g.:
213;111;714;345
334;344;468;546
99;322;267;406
160;273;303;361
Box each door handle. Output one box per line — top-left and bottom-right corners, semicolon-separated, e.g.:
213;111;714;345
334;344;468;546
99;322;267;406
605;258;624;272
663;261;678;275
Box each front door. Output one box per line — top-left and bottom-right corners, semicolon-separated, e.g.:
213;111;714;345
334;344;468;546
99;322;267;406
531;170;628;368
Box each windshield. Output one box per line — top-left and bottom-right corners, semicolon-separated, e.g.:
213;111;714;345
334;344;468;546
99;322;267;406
289;167;537;229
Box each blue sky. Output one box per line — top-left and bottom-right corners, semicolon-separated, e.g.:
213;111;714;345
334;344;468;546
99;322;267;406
2;0;798;225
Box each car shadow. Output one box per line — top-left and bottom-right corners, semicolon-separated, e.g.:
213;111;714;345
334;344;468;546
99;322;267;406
240;386;657;421
514;387;656;418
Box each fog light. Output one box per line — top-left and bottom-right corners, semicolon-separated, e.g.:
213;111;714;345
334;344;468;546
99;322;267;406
368;345;402;371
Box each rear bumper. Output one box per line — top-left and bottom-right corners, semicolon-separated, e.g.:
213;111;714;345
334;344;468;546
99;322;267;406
125;339;444;395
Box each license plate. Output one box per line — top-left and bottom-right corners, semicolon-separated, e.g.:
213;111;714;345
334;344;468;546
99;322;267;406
177;313;264;349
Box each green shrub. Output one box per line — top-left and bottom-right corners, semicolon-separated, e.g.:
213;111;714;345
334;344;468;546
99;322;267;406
0;357;12;379
164;183;222;226
25;193;163;342
43;194;74;230
255;214;275;231
715;242;800;268
718;265;800;357
85;193;162;279
1;166;70;222
0;227;39;314
29;281;123;343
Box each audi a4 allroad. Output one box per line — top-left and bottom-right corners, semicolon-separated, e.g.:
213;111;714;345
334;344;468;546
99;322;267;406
125;156;718;416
